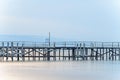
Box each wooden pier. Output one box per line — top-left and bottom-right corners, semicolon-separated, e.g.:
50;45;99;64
0;41;120;61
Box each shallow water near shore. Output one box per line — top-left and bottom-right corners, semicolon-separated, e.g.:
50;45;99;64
0;61;120;80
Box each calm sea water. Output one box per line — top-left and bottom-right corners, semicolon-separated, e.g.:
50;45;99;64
0;61;120;80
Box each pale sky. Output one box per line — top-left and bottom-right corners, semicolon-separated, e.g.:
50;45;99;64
0;0;120;41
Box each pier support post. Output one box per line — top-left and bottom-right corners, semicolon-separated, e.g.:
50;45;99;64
17;43;19;61
2;42;4;61
59;49;60;60
17;50;19;61
106;48;108;61
72;49;75;60
11;42;14;61
102;48;104;60
38;49;40;61
95;48;98;60
28;49;30;61
115;49;116;61
68;49;70;60
53;43;56;61
76;43;79;60
85;49;88;60
22;44;25;61
111;48;114;61
119;48;120;61
63;48;65;60
100;49;102;60
91;48;94;60
109;49;111;60
53;49;56;61
47;49;50;61
6;42;9;61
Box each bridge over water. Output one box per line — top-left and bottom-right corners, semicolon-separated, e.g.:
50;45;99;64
0;41;120;61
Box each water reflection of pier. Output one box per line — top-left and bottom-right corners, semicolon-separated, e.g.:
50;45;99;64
0;41;120;61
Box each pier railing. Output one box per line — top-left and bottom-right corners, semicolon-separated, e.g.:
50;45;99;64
0;41;120;48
